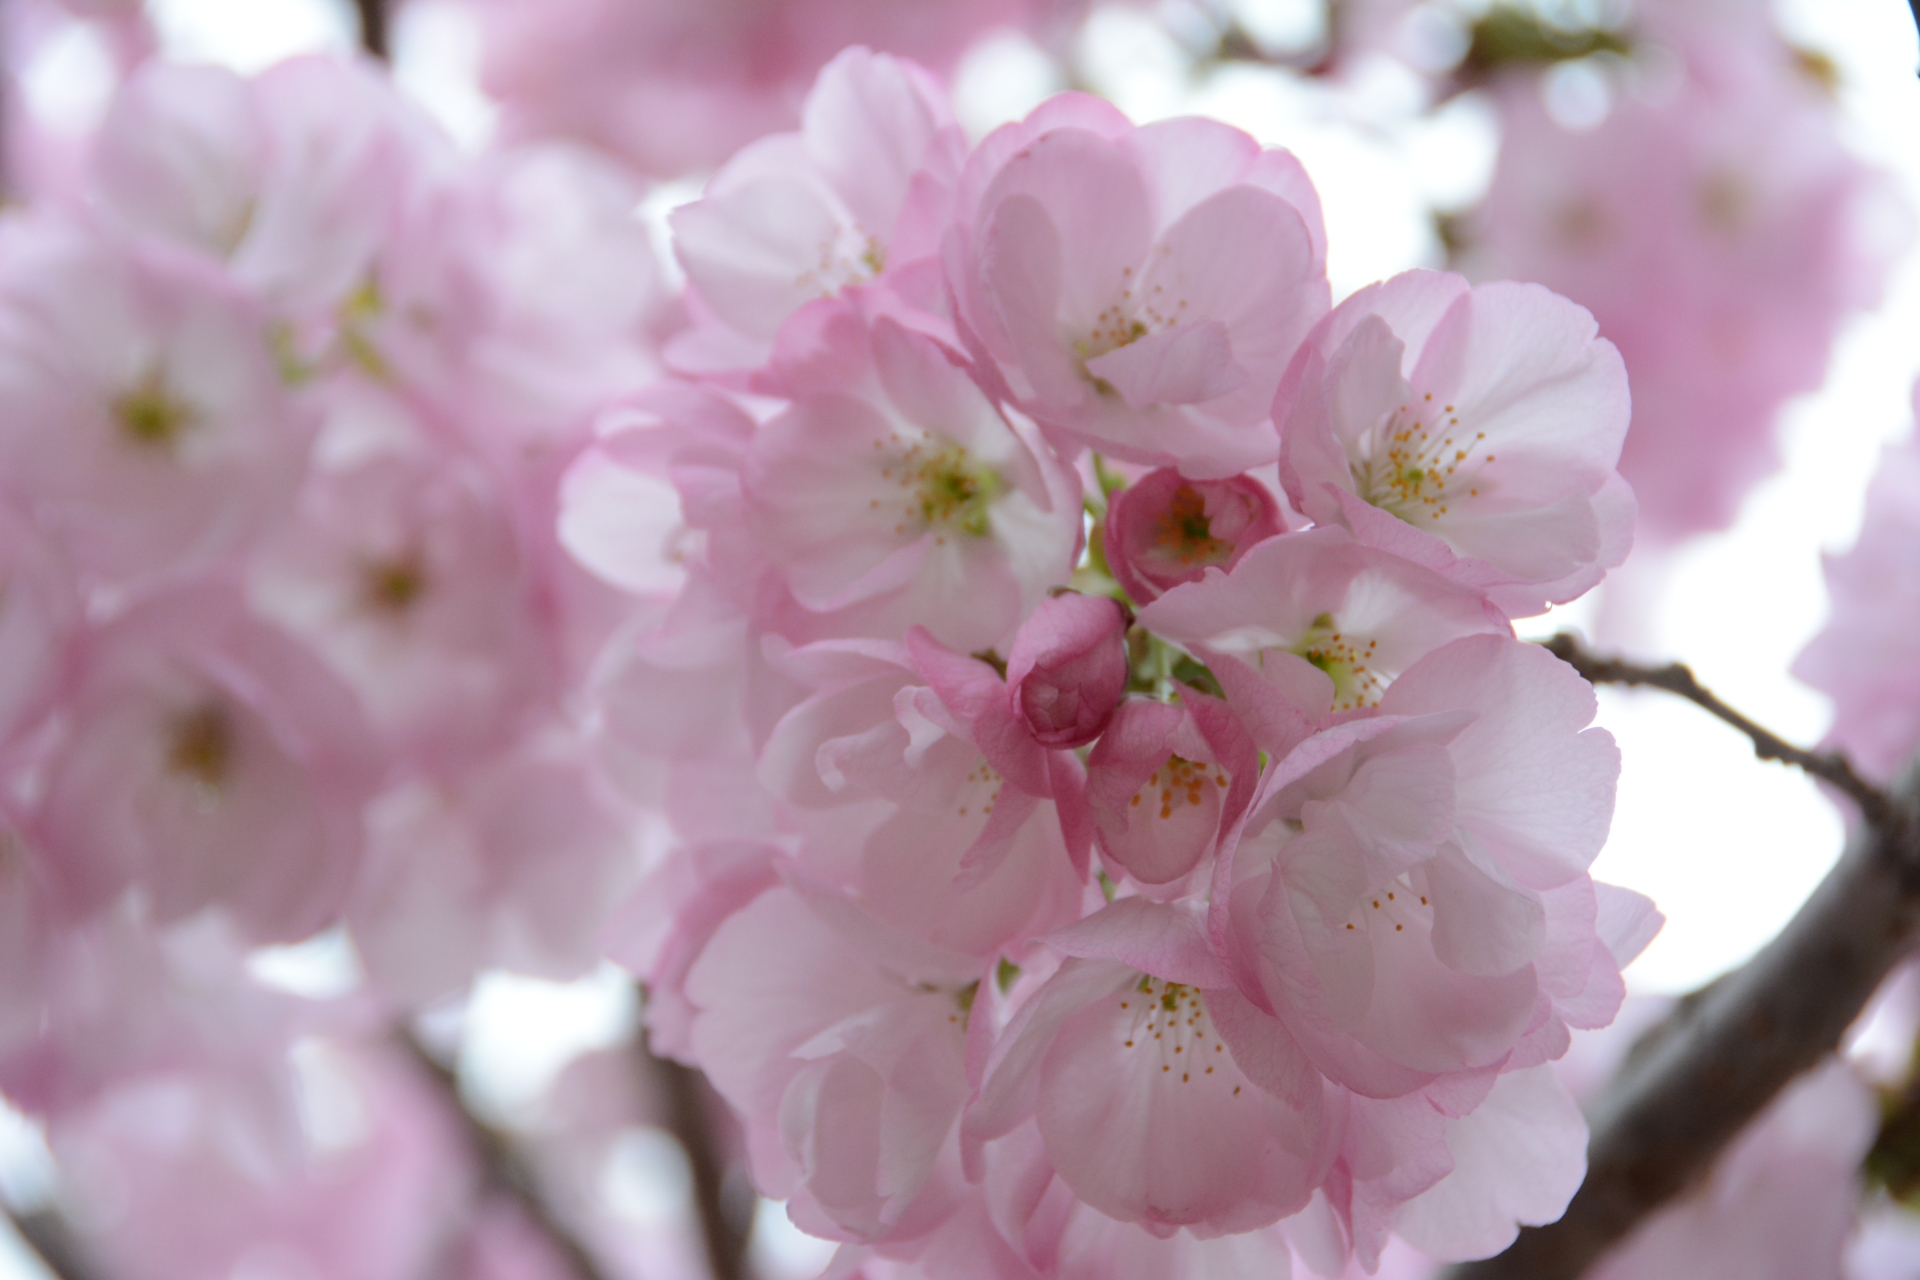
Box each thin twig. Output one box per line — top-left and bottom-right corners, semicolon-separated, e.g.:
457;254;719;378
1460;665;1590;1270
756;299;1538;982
642;1039;754;1280
2;1205;91;1280
354;0;388;60
400;1035;612;1280
1444;757;1920;1280
1541;632;1892;825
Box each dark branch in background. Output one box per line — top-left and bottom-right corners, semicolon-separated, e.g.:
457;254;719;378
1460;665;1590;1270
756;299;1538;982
1447;645;1920;1280
1541;633;1891;825
2;1205;92;1280
642;1038;755;1280
1911;0;1920;74
401;1036;612;1280
354;0;389;60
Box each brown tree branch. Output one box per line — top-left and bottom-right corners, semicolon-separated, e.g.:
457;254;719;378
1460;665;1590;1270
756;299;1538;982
641;1038;754;1280
3;1205;92;1280
401;1036;613;1280
1540;632;1892;825
1445;662;1920;1279
354;0;388;60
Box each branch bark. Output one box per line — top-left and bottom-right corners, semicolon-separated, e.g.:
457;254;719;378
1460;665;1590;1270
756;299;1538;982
642;1039;755;1280
1446;650;1920;1280
3;1206;92;1280
354;0;389;60
401;1036;613;1280
1541;633;1890;824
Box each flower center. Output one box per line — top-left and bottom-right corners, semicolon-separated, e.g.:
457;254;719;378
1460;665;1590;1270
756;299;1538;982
1288;612;1383;710
1351;395;1493;524
166;703;234;799
114;372;198;451
363;554;428;613
1342;879;1432;937
1128;754;1228;820
1116;976;1237;1090
895;441;1002;539
1151;485;1233;566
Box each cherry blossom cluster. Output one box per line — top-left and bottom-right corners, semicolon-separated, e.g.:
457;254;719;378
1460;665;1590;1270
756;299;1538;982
0;53;679;1274
568;48;1664;1277
1456;0;1909;544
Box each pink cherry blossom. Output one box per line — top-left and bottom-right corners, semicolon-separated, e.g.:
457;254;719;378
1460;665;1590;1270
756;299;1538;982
249;427;561;778
946;95;1330;476
680;878;983;1243
1136;526;1508;734
1795;388;1920;783
1084;692;1256;893
348;734;639;1004
668;47;967;378
1103;467;1286;604
50;1042;471;1280
1220;636;1629;1100
1465;5;1910;542
33;586;382;943
758;633;1092;956
0;907;308;1117
0;219;311;583
1275;269;1634;617
359;141;665;441
1005;592;1130;750
741;298;1082;652
453;0;1032;178
0;505;81;744
967;897;1335;1236
88;56;447;325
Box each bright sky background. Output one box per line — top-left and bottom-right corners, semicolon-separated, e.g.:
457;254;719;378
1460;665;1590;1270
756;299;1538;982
3;0;1920;1275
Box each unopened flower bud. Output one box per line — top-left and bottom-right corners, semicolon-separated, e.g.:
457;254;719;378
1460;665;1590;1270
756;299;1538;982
1005;592;1129;748
1104;469;1283;603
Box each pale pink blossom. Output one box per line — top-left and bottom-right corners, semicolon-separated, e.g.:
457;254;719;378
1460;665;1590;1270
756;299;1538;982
1103;467;1286;604
756;633;1092;957
680;878;983;1243
33;586;382;943
1795;389;1920;782
668;47;966;378
1466;5;1910;542
348;734;639;1004
947;95;1329;476
1084;692;1257;894
250;430;561;778
88;56;447;324
1220;636;1631;1104
50;1042;471;1280
1136;526;1508;737
0;505;82;744
0;908;308;1117
454;0;1031;178
741;298;1082;652
966;897;1335;1236
360;141;664;441
1275;269;1633;617
0;220;311;583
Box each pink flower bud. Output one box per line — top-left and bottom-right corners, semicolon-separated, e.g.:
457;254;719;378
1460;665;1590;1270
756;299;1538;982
1005;593;1129;748
1103;469;1284;603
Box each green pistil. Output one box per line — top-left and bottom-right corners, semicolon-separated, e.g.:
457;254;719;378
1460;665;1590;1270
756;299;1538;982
915;446;1001;537
1152;484;1232;566
1289;612;1383;710
364;556;428;613
114;374;197;450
